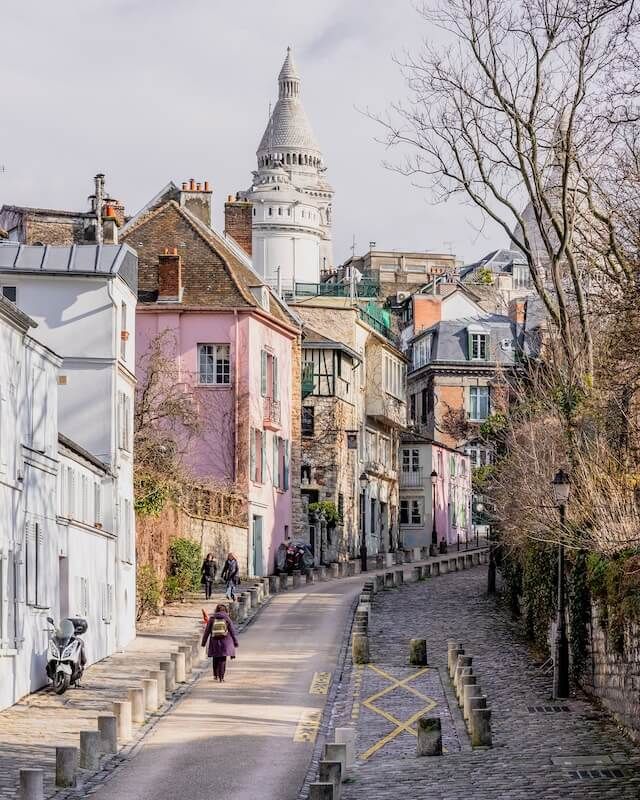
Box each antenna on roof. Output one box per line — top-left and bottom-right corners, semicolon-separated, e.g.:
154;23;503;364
350;233;356;258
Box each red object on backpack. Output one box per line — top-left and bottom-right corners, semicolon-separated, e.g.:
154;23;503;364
202;609;209;625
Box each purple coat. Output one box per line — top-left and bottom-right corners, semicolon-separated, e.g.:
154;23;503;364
201;612;239;658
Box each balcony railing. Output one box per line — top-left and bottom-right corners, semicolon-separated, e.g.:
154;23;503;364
400;468;423;488
293;279;380;299
264;396;281;427
358;307;400;347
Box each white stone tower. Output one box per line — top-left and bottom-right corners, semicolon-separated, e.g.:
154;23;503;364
240;47;334;292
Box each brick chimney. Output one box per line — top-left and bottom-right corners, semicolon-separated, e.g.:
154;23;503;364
509;298;526;325
158;247;182;302
179;179;213;227
413;295;442;333
224;195;253;257
102;204;120;244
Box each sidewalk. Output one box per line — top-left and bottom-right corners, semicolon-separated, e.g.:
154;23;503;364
329;567;640;800
0;582;246;800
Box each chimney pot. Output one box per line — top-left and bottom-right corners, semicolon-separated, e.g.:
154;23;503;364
164;247;169;255
172;246;178;256
196;182;202;191
204;181;211;192
182;182;188;190
227;195;234;203
189;178;196;191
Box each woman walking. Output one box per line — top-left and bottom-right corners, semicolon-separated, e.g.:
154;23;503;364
201;553;217;600
201;603;238;682
221;552;240;601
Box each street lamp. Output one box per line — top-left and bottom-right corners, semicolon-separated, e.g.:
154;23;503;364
551;468;570;699
314;508;327;567
359;472;369;572
430;470;438;556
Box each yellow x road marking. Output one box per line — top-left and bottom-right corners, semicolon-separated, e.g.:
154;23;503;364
359;665;438;761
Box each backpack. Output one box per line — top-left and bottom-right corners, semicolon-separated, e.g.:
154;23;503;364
212;618;228;638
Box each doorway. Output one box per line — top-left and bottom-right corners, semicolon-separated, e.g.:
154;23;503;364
252;515;263;577
58;556;69;619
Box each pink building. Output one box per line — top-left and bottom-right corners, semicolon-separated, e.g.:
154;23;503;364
122;181;301;576
399;432;472;550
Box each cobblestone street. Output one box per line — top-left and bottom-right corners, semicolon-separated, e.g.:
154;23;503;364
331;567;640;799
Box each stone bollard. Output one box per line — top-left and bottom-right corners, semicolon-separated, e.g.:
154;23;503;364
269;575;279;594
255;583;264;604
143;678;159;711
420;546;430;560
349;561;358;576
352;633;370;664
319;761;342;795
249;586;259;607
447;640;459;675
457;555;465;570
262;577;270;598
465;553;474;569
449;647;464;680
330;563;340;579
409;638;428;666
454;659;473;695
98;714;118;754
151;669;167;703
384;571;394;588
178;644;192;675
79;730;101;770
337;562;347;578
306;570;315;584
309;784;334;800
334;727;356;768
191;633;202;657
423;563;432;578
412;547;422;563
449;557;458;572
171;650;187;683
242;591;252;612
403;549;413;563
279;574;289;592
412;566;422;582
439;559;448;575
129;687;146;722
376;554;385;570
292;570;302;588
453;653;471;684
55;746;78;787
112;700;133;741
385;553;394;568
238;594;249;621
471;707;492;747
318;566;328;581
458;673;476;706
19;769;44;800
416;716;442;756
468;695;488;732
374;574;384;592
394;570;404;587
325;743;347;780
463;684;484;722
432;561;441;576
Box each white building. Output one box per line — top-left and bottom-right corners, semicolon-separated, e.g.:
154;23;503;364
0;242;137;655
240;47;334;291
0;296;61;710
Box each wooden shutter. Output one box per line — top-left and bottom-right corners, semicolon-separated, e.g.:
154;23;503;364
25;523;36;606
0;389;7;473
94;481;102;525
283;439;289;490
36;525;47;607
0;551;6;647
249;428;256;482
260;351;267;397
261;431;267;484
272;357;279;401
273;436;279;489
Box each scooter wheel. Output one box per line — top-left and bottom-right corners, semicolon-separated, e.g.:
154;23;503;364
53;672;70;695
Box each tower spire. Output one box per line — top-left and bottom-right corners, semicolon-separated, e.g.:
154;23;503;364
278;46;300;100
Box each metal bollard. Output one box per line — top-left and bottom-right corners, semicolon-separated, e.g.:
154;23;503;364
409;638;428;666
55;746;78;787
112;700;133;741
128;687;146;723
19;769;44;800
416;716;442;756
143;677;159;711
97;714;118;754
79;730;101;770
159;659;176;692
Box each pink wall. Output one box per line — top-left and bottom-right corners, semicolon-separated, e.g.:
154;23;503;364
135;308;295;575
432;444;472;546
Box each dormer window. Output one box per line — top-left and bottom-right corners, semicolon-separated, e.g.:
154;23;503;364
468;326;489;361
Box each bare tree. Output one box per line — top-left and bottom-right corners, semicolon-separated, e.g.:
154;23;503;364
376;0;639;388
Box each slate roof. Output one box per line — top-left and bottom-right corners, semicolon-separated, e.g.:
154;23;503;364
413;315;521;365
0;243;138;294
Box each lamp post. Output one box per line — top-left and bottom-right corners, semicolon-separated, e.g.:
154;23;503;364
315;508;327;567
430;469;438;556
359;472;369;572
552;468;570;699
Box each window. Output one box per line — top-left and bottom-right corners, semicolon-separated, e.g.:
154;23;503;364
421;388;428;423
413;336;431;369
120;498;133;563
28;366;47;452
379;437;390;467
25;522;46;607
468;386;490;421
198;344;230;385
470;333;488;361
338;493;344;521
370;499;377;535
250;428;267;484
268;207;273;216
383;354;405;400
118;392;132;451
402;448;420;472
1;286;16;303
380;263;397;272
366;430;377;463
410;394;416;422
465;444;494;468
278;207;283;216
400;499;424;525
260;350;279;402
120;302;127;361
302;406;314;437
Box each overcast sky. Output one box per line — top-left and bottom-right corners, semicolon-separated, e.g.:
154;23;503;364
0;0;505;263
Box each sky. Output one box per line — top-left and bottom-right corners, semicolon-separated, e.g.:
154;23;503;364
0;0;505;264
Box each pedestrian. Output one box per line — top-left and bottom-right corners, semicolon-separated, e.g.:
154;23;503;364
221;552;240;601
201;603;239;682
201;552;217;600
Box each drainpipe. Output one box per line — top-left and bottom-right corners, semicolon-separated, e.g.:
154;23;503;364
233;310;239;484
106;278;121;646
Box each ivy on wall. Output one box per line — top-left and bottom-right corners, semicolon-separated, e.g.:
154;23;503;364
521;543;557;652
587;550;640;654
568;551;590;681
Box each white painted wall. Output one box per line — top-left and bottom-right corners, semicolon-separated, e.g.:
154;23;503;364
441;291;484;321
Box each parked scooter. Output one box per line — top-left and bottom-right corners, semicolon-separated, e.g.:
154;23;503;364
45;616;88;694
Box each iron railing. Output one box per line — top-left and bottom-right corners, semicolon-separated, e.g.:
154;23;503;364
400;469;423;488
264;396;281;425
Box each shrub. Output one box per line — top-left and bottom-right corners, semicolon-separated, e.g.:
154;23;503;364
165;537;201;602
136;564;162;621
308;501;340;528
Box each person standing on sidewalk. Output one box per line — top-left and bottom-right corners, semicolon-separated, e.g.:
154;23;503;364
201;553;217;600
201;603;239;682
221;552;240;601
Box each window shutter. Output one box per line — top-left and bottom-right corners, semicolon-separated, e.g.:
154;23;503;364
94;482;102;525
283;439;289;490
467;331;473;361
273;436;279;489
25;522;36;606
0;551;6;647
36;525;46;607
260;351;267;397
0;390;7;474
261;431;267;484
273;357;279;401
250;428;256;482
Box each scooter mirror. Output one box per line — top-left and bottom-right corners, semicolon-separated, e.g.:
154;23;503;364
46;617;54;625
